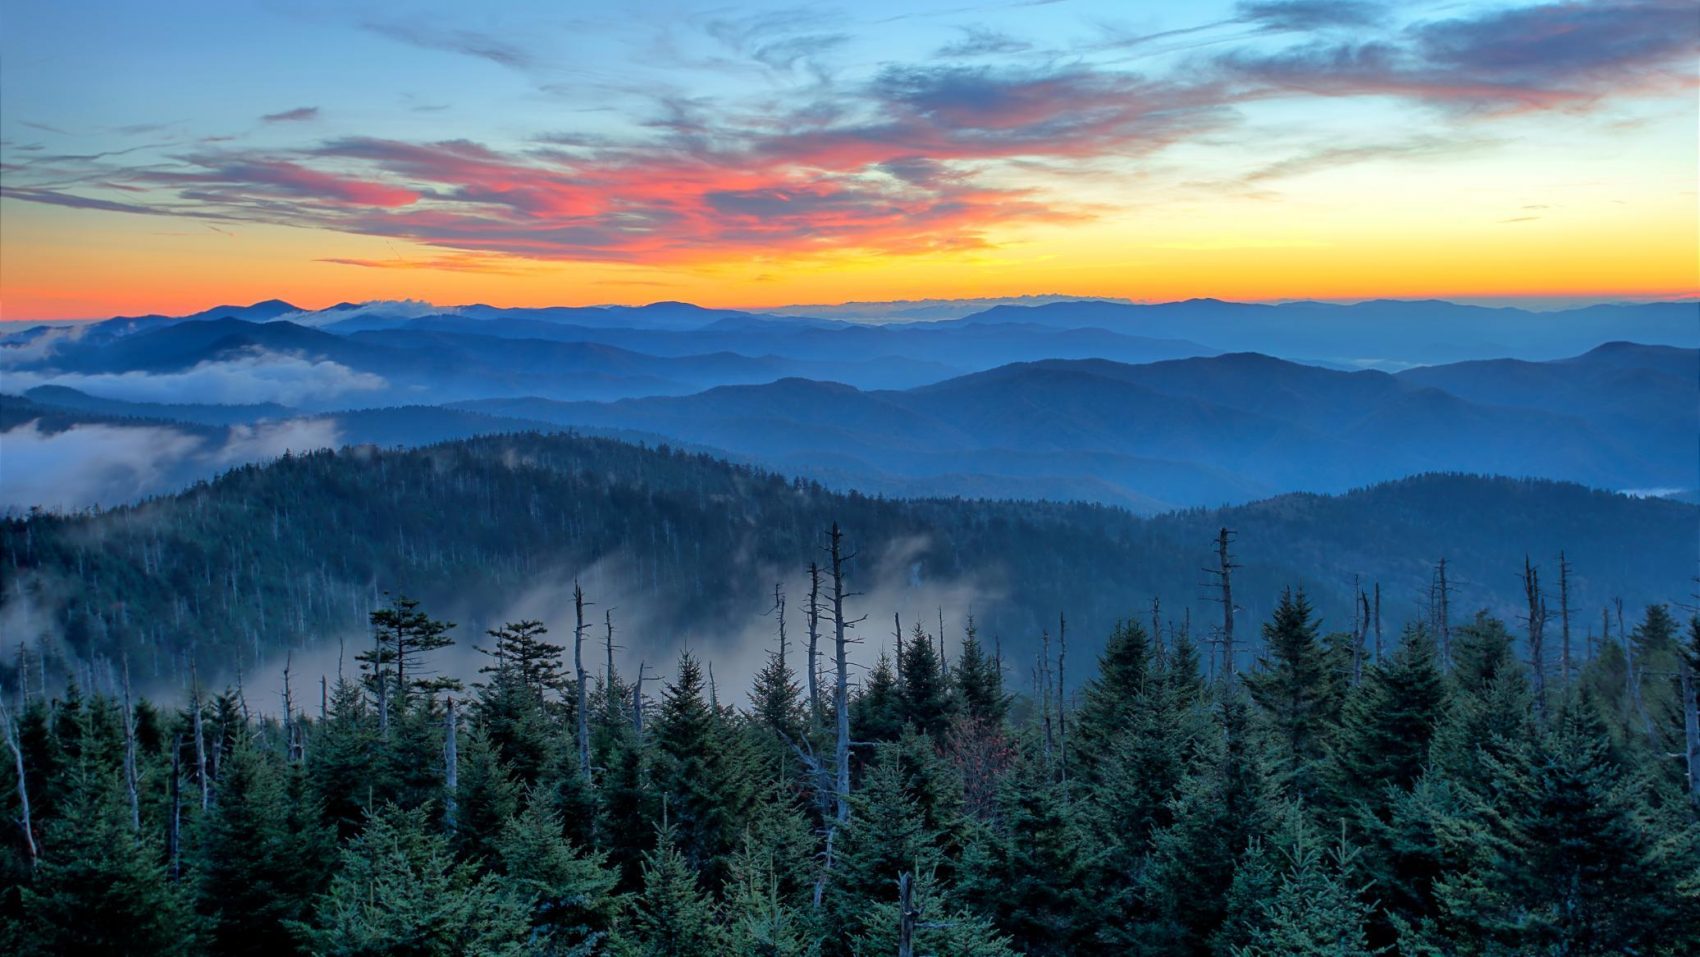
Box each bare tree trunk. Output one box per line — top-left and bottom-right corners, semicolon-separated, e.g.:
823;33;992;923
192;664;210;811
1151;597;1164;664
1433;558;1452;668
1681;646;1699;803
632;661;646;735
827;524;860;828
806;562;822;724
1373;582;1382;663
605;609;619;716
122;656;140;831
938;607;948;669
1057;611;1068;785
1039;630;1054;766
897;871;916;957
1215;528;1236;680
894;612;904;686
0;696;36;872
168;734;182;881
574;581;591;782
374;621;389;740
443;697;459;831
1524;556;1546;718
1558;551;1573;681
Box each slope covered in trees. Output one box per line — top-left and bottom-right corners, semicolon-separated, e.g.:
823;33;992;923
2;578;1696;955
2;431;1693;700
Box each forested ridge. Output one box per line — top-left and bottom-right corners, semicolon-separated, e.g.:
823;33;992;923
2;568;1698;955
3;431;1693;693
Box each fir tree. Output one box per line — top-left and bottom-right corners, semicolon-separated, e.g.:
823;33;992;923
192;735;333;957
1243;589;1342;799
290;803;530;956
495;796;624;955
622;821;723;957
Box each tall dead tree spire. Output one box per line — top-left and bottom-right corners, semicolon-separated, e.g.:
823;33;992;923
573;581;594;782
1432;558;1452;668
1206;528;1238;680
826;523;865;829
1523;556;1547;717
1558;551;1574;680
806;561;823;727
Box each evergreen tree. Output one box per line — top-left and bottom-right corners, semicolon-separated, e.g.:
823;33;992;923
453;724;521;865
192;735;333;957
960;745;1096;955
621;821;723;957
1127;693;1278;955
953;619;1009;726
850;653;904;745
898;623;954;738
290;803;530;956
1230;810;1378;957
1072;619;1151;781
649;652;754;892
1243;589;1342;799
1422;691;1700;955
495;796;624;955
1325;623;1447;813
479;619;567;699
16;757;196;955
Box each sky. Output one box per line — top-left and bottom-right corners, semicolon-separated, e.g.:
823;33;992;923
1;0;1695;320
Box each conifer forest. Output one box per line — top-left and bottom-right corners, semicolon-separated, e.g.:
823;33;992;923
5;2;1700;953
2;511;1697;955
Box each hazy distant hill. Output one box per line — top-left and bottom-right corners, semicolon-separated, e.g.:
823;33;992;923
3;431;1691;691
454;344;1696;510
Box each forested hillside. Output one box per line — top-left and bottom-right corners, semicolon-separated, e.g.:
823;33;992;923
2;583;1696;954
2;431;1693;699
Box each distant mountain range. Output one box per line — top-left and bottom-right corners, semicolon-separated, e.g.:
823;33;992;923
2;296;1694;513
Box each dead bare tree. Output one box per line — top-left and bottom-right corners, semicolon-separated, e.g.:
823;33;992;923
168;734;182;881
1432;558;1453;668
1558;551;1574;681
191;660;210;811
806;561;823;727
0;693;36;872
1373;582;1383;663
574;581;592;783
825;522;866;886
1523;556;1547;718
1057;612;1068;784
1681;617;1699;803
443;697;459;831
122;656;140;831
1205;528;1239;680
1039;629;1054;766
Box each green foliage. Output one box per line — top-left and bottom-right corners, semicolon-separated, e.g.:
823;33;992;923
2;583;1694;956
1243;589;1343;799
290;803;530;957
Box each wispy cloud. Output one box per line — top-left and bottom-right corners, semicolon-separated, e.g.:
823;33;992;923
1221;0;1699;112
261;106;320;123
3;0;1693;273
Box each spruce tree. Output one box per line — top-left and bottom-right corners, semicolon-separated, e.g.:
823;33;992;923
495;796;624;954
290;803;530;956
1243;589;1342;799
17;757;195;956
192;735;333;957
623;821;723;957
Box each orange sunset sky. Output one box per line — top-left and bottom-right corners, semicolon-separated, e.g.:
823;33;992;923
2;0;1696;320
